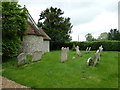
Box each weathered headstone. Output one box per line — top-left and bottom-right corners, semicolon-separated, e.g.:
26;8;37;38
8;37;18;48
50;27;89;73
61;47;68;62
87;51;100;67
75;46;82;56
86;47;91;53
87;57;92;66
86;47;89;53
92;52;100;66
96;49;100;53
99;45;103;55
17;53;27;65
67;47;69;52
88;47;91;52
32;51;42;62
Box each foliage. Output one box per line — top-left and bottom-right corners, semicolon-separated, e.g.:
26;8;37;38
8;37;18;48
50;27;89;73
50;40;120;51
38;6;73;42
2;51;118;88
71;44;76;51
108;29;120;40
85;33;95;41
97;32;108;40
2;2;28;61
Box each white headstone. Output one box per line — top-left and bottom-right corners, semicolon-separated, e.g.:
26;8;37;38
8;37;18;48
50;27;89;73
75;46;82;56
32;51;42;62
87;51;100;67
61;47;68;62
88;47;91;51
99;45;103;54
87;57;92;66
86;47;89;51
93;52;100;66
86;47;91;53
96;49;100;53
17;53;26;65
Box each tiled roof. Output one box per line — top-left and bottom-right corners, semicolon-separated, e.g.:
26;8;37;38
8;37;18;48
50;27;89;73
24;7;51;40
39;28;51;40
25;20;42;35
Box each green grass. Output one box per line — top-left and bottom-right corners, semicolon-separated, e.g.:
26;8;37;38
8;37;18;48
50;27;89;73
2;50;118;88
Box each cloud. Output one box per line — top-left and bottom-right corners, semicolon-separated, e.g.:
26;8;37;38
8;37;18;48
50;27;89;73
71;11;118;41
18;0;118;41
19;0;118;25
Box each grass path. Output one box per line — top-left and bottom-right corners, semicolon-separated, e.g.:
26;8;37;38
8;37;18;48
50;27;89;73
2;51;118;88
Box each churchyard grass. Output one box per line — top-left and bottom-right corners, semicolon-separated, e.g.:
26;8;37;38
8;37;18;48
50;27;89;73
2;51;118;88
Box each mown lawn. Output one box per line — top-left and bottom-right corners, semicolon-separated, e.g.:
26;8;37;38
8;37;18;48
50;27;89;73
2;50;118;88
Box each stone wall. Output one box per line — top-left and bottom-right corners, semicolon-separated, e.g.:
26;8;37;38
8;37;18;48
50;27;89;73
43;41;50;53
22;35;43;54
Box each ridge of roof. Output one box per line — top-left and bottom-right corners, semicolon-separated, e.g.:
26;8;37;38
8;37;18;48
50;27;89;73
24;6;51;40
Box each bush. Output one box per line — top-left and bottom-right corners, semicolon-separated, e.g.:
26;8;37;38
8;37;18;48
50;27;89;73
2;2;28;61
50;40;120;51
2;39;22;60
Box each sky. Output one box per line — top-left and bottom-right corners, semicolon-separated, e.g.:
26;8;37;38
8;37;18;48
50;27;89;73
18;0;119;41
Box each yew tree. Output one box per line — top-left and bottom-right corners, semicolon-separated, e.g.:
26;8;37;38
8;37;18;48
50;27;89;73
38;7;73;42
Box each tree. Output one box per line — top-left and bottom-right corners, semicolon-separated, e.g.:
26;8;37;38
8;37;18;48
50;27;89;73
108;29;120;40
97;32;108;40
38;7;73;42
85;33;95;41
2;2;28;61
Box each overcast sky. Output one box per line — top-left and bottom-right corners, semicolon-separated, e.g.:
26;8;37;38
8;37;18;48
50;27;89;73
18;0;119;41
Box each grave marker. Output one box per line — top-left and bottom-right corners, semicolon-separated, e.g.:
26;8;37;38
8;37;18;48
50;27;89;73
32;51;42;62
17;53;27;65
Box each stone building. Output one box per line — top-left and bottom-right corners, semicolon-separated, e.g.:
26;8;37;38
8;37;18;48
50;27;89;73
21;8;51;55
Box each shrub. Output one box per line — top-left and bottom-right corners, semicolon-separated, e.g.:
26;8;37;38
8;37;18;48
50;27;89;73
2;2;28;61
50;40;120;51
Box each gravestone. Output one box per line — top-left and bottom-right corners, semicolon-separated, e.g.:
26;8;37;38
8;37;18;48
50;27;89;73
75;46;82;56
61;47;68;62
96;49;100;53
88;47;91;52
67;47;69;52
17;53;27;65
87;57;92;66
87;51;100;66
99;45;103;55
92;52;100;66
32;51;42;62
86;47;91;53
86;47;89;53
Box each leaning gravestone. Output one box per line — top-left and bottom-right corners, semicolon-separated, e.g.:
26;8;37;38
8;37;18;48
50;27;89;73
99;45;103;55
96;49;100;53
88;47;91;53
32;51;42;62
86;47;89;53
87;51;100;66
87;57;92;66
75;46;82;56
86;47;91;53
17;53;27;65
61;47;68;62
92;52;100;66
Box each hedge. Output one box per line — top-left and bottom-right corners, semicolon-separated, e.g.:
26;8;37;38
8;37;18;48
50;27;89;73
50;40;120;51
